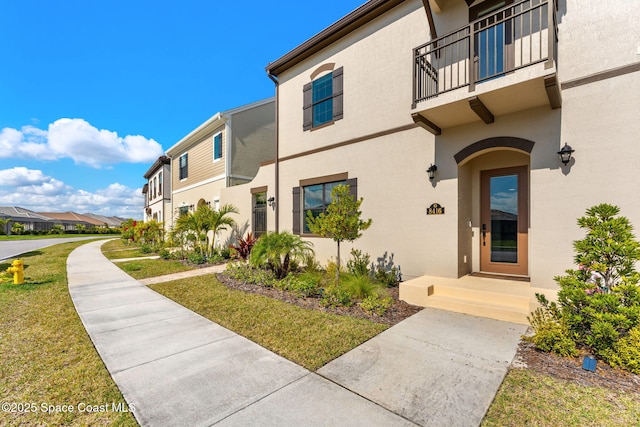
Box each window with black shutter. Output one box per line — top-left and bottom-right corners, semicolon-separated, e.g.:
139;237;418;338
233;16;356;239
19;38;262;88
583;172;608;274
292;176;358;235
303;67;343;131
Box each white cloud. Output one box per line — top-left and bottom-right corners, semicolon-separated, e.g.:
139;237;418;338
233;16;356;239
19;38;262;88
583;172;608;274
0;118;164;167
0;167;51;186
0;167;143;218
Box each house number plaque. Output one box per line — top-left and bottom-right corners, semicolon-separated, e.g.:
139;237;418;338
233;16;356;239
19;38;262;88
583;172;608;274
426;203;445;215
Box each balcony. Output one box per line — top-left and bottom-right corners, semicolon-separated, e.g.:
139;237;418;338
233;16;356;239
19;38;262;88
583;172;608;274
412;0;560;134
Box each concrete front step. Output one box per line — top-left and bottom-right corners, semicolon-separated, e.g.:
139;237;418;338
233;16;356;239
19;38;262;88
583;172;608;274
400;274;547;325
424;294;530;325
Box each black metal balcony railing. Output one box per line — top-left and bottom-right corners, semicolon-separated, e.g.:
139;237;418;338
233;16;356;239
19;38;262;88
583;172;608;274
413;0;557;106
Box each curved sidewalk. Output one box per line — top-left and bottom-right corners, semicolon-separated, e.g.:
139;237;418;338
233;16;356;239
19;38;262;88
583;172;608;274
67;240;414;426
67;240;527;426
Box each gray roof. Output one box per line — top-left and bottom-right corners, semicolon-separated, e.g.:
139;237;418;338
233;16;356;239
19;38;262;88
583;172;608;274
0;206;53;221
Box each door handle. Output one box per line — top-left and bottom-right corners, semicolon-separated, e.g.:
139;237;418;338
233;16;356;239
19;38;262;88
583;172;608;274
482;224;487;246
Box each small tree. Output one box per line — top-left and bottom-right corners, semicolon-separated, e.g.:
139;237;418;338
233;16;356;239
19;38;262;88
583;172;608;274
529;204;640;371
306;184;372;285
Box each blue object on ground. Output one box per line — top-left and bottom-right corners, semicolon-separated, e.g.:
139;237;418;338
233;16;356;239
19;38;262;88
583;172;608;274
582;356;597;372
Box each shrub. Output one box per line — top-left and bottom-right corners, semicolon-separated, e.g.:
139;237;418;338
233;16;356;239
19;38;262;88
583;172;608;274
282;272;323;298
375;266;400;287
139;244;152;254
360;294;394;316
229;232;258;260
250;232;314;279
159;249;171;260
320;285;353;308
225;262;277;287
323;260;344;287
529;204;640;370
301;253;321;272
187;251;206;265
342;274;381;300
527;302;578;357
346;249;371;277
219;247;231;260
49;225;64;235
605;326;640;374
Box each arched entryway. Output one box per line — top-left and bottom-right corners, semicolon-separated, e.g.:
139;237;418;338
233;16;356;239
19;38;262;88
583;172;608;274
456;137;534;277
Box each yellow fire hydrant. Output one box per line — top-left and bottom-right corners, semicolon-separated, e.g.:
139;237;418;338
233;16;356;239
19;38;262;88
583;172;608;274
7;260;24;285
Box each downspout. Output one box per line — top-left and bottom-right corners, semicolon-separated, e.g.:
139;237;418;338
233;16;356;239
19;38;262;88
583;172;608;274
267;70;280;233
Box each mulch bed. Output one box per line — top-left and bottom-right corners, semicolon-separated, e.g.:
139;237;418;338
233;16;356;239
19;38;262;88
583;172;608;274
216;273;422;325
217;272;640;394
513;336;640;395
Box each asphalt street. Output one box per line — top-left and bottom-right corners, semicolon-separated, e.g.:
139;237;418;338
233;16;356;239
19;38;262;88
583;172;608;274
0;237;109;261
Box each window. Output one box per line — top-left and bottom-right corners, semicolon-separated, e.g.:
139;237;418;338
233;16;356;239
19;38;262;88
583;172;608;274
302;181;344;233
158;172;162;196
179;153;188;180
179;206;189;217
214;133;222;160
303;67;343;131
292;175;357;235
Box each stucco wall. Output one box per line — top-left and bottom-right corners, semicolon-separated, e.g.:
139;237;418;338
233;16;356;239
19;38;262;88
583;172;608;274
218;163;276;245
558;1;640;82
276;0;428;159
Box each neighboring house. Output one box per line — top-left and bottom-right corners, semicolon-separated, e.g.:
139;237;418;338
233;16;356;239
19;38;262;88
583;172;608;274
165;98;275;231
38;212;98;231
220;0;640;323
143;155;171;226
0;206;53;233
81;213;127;228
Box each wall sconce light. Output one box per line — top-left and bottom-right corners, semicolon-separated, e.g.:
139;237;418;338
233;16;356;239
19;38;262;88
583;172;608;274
426;164;438;180
558;143;575;165
267;196;276;207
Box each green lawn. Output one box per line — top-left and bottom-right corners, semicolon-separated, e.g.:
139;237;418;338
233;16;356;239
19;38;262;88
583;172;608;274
0;241;137;427
101;238;147;259
483;368;640;426
117;259;196;279
150;276;387;371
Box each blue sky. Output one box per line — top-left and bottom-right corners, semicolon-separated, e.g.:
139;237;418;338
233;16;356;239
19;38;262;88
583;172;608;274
0;0;366;219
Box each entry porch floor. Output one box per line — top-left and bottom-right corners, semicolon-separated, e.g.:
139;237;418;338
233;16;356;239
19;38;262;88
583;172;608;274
400;274;557;325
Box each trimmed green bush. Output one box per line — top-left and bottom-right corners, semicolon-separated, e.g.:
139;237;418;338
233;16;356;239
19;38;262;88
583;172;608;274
529;204;640;371
360;294;393;316
605;326;640;374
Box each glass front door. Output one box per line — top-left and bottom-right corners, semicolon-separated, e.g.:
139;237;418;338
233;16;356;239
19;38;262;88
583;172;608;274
480;166;528;276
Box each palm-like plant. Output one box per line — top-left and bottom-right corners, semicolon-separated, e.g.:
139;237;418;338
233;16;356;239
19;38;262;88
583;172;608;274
250;231;314;279
197;204;239;256
174;204;238;258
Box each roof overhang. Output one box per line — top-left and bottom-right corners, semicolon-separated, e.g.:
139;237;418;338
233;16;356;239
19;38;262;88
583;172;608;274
266;0;406;77
143;156;170;179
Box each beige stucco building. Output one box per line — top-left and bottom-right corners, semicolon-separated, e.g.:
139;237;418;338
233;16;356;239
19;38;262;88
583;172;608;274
218;0;640;323
165;98;275;231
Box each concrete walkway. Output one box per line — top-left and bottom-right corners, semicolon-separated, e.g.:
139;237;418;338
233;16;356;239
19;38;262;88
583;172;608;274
67;240;527;426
